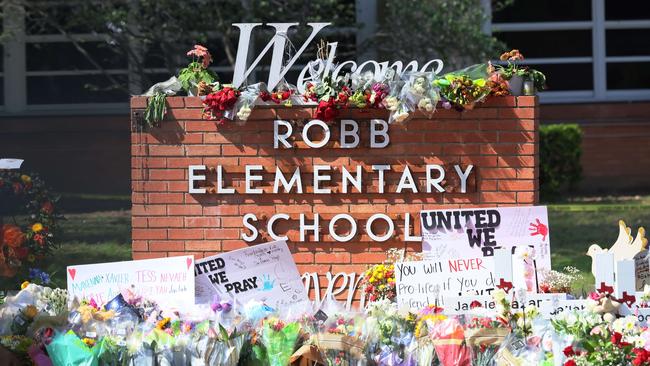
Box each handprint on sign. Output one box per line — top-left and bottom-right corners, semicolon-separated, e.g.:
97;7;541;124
260;274;275;291
529;218;548;241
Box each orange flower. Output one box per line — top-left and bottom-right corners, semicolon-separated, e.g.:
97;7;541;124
2;224;26;248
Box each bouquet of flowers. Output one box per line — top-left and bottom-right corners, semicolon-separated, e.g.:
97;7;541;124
313;297;365;366
413;305;445;366
539;267;583;294
364;299;417;365
429;317;470;366
178;45;219;95
434;64;490;110
463;314;510;366
403;72;439;118
259;317;302;366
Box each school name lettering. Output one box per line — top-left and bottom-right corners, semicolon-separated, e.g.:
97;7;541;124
186;119;475;243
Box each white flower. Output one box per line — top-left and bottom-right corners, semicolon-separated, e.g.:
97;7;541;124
492;289;507;302
393;111;409;124
385;96;399;111
565;313;578;326
236;105;252;121
603;313;616;323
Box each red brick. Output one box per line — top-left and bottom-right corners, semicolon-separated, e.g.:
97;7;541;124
149;145;184;156
184;217;219;227
185;145;221;156
184;97;203;107
169;228;204;240
132;229;167;240
149;241;185;251
133;252;166;260
130;96;147;109
132;241;148;251
498;179;535;191
499;108;536;119
168;108;203;120
480;192;516;203
516;96;537;107
148;217;183;227
517;192;536;203
166;97;184;108
499;131;535;143
185;241;220;251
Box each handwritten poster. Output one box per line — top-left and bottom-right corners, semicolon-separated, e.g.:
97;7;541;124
395;258;496;310
194;240;309;309
443;293;567;315
67;255;195;308
420;206;551;291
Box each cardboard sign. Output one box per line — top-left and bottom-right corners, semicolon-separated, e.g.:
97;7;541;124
0;158;23;169
539;299;588;318
194;240;309;309
420;206;551;291
67;256;195;308
444;293;568;315
395;258;496;310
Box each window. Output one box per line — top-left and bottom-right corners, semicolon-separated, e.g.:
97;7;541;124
492;0;650;103
1;1;361;115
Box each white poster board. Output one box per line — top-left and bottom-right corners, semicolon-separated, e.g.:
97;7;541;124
420;206;551;291
443;293;568;315
67;255;195;308
0;158;24;169
194;240;309;309
395;258;496;310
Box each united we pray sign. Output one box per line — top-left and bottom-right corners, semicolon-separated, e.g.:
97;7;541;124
130;21;539;303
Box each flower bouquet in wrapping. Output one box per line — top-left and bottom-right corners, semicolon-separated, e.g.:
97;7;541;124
429;318;470;366
45;330;104;366
413;305;446;366
200;323;245;366
402;72;439;118
0;334;33;365
364;300;417;366
463;315;510;366
314;297;365;366
260;317;302;366
434;64;490;111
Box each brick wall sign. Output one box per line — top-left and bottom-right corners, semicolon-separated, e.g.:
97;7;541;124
130;96;539;303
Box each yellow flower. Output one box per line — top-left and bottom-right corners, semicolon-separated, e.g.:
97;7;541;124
20;175;31;183
23;305;38;318
82;338;96;347
379;285;386;290
21;281;30;289
32;223;43;232
27;255;35;262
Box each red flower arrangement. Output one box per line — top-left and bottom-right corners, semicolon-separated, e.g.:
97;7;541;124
202;86;241;124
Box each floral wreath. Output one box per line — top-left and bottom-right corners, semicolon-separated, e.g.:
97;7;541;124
0;170;61;280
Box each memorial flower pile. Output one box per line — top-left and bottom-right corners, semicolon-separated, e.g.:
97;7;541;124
0;171;62;283
5;278;650;365
139;45;546;129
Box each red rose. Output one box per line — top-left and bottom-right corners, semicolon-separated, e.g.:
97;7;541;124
470;300;482;309
563;346;574;357
315;99;339;122
41;201;54;215
611;332;624;345
259;91;271;102
564;360;576;366
12;246;29;259
34;233;45;246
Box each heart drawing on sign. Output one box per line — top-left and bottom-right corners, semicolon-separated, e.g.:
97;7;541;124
68;268;76;281
186;257;192;270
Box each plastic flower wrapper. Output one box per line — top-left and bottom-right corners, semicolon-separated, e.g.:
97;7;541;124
313;296;365;366
234;83;263;125
434;64;490;111
98;296;142;366
429;317;470;366
363;300;417;366
0;283;51;334
260;316;302;366
403;72;439;118
124;323;155;366
495;317;556;366
45;330;104;366
413;305;445;366
463;311;510;366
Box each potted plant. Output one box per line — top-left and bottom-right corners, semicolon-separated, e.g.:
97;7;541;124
497;49;524;95
178;45;219;96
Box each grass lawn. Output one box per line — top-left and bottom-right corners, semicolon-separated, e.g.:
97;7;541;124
38;195;650;294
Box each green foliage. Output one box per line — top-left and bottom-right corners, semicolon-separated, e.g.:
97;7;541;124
376;0;514;68
143;92;167;128
540;124;583;199
177;62;218;93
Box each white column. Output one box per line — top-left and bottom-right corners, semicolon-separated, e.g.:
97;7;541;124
3;0;27;113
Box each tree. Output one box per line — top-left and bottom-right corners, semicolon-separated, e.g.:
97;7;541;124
374;0;513;69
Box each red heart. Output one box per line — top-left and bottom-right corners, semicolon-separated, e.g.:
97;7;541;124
186;257;192;270
68;268;76;281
